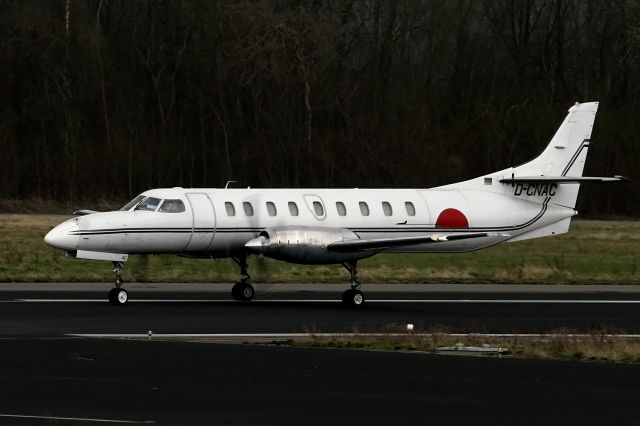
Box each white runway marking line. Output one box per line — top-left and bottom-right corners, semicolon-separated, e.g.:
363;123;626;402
0;413;154;423
7;298;640;304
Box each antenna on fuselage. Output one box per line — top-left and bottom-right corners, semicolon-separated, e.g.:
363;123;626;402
225;180;237;189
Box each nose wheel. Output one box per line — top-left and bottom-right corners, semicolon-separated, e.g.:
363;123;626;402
108;287;129;305
342;288;365;306
108;261;129;305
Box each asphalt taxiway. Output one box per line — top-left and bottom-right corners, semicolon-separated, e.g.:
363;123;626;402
1;283;640;336
2;283;640;425
1;337;639;425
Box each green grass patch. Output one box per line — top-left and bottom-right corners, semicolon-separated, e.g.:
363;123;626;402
0;214;638;283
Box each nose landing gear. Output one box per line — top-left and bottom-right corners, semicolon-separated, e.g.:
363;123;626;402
108;261;129;305
341;261;365;307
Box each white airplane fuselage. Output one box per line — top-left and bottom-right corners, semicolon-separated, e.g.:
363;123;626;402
49;184;573;260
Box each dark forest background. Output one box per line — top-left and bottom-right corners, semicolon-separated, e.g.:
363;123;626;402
0;0;638;216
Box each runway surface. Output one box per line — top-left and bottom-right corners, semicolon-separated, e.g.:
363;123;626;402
1;283;640;336
2;283;640;425
1;338;639;426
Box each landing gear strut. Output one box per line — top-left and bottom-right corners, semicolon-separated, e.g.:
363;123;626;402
108;261;129;305
341;261;365;307
231;255;255;302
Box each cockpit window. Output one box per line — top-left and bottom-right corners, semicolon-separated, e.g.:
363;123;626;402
159;199;186;213
119;195;145;211
135;197;162;212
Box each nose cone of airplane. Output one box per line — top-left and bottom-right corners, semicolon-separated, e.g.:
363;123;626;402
44;220;80;251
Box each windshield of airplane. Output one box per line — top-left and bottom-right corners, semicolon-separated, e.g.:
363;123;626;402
119;195;145;211
135;197;162;212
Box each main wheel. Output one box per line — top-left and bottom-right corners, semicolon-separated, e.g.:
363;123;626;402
232;282;255;302
342;289;365;307
108;288;128;305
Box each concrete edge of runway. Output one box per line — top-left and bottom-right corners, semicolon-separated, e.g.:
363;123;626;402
65;332;640;344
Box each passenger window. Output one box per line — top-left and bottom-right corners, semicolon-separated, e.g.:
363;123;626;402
266;202;277;216
243;202;254;216
405;201;416;216
225;202;236;216
135;197;161;212
159;199;185;213
288;202;299;216
312;201;324;217
359;202;369;216
382;202;393;216
336;202;347;216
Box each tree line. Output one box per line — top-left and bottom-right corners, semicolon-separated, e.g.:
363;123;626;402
0;0;638;216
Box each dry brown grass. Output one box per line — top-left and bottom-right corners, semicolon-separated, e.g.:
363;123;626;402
294;329;640;363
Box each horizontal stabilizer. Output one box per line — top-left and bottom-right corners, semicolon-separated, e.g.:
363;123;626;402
499;175;632;184
328;232;508;252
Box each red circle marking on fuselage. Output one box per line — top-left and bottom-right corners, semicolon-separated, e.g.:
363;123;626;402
435;208;469;228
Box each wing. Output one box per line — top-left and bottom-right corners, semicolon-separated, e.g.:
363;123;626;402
327;232;507;252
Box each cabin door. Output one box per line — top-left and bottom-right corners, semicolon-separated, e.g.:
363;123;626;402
185;193;216;251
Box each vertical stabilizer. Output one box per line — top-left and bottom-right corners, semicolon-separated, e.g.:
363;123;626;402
511;101;598;208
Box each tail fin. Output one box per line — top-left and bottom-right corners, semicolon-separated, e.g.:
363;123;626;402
440;101;626;243
510;101;599;208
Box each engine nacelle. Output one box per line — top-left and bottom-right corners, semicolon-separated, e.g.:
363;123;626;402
244;226;374;264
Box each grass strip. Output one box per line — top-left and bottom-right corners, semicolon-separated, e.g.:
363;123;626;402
287;328;640;363
1;214;639;284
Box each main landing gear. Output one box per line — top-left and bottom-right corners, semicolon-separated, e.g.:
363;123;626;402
108;261;129;305
231;255;255;302
341;261;365;307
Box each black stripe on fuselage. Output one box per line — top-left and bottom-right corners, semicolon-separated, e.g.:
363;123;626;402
69;197;550;237
72;228;260;236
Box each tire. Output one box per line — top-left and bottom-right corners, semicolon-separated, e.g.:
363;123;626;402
342;289;365;307
237;282;255;302
341;289;354;304
232;282;254;301
109;288;128;305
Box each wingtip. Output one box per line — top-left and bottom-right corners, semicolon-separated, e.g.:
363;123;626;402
614;175;635;183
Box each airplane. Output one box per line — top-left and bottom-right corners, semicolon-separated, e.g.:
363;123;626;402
44;101;629;306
